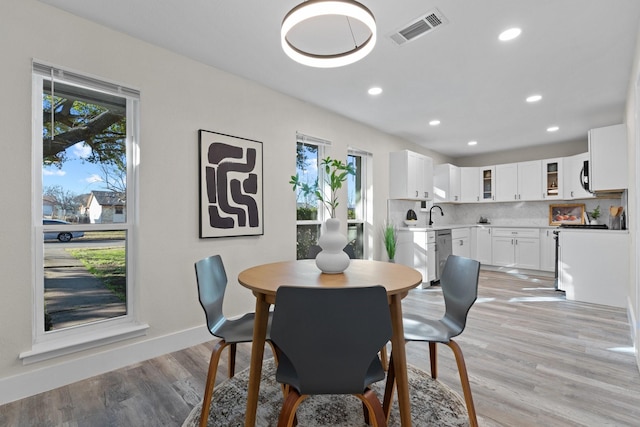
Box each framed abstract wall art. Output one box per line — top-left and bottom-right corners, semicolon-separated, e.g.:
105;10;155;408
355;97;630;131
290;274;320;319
199;130;263;238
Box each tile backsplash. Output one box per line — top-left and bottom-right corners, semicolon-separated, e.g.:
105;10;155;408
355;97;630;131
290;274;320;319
387;195;626;228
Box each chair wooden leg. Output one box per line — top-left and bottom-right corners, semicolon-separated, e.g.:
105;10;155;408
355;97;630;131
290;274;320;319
382;353;396;421
380;343;388;371
277;390;307;427
429;341;438;379
228;343;237;377
358;389;388;427
200;340;229;427
446;339;478;427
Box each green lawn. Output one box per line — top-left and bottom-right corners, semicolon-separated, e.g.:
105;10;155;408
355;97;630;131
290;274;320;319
68;247;126;300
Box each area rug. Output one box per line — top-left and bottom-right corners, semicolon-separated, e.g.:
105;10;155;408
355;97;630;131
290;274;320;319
182;358;469;426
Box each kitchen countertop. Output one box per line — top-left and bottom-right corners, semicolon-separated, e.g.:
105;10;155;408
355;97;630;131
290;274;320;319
398;224;558;231
398;224;628;233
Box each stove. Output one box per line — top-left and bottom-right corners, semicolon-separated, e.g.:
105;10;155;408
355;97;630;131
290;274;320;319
558;223;609;229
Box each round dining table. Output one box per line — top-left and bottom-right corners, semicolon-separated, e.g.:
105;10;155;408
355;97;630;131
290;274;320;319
238;259;423;426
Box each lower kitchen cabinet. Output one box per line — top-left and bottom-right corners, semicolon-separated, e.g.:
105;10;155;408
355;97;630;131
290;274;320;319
558;230;628;307
491;228;540;270
452;227;470;258
396;229;428;285
426;231;436;282
473;226;492;265
539;228;557;272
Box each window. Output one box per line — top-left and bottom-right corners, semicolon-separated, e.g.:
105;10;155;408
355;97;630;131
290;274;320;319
26;63;144;361
294;134;326;259
347;150;370;259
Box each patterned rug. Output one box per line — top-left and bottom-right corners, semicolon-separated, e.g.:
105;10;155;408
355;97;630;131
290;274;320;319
182;358;470;426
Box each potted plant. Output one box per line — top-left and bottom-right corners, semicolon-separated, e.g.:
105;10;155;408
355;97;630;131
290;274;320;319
382;222;398;262
290;156;356;218
589;205;601;224
290;157;356;273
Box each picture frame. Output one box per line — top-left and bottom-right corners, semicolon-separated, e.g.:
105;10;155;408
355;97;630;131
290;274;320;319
549;203;585;226
199;130;263;238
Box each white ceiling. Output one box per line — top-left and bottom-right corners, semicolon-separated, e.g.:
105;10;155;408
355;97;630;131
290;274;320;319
39;0;640;158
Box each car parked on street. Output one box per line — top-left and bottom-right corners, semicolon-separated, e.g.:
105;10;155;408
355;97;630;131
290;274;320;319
43;219;85;242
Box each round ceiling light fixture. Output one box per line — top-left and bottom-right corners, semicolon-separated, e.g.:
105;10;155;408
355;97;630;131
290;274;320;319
281;0;377;68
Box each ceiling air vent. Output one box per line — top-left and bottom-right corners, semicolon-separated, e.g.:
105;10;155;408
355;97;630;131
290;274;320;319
388;8;448;46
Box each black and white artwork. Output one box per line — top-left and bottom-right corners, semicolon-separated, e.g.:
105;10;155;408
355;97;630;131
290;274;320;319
199;130;263;238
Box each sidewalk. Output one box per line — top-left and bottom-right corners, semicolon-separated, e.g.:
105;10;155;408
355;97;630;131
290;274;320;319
44;246;126;330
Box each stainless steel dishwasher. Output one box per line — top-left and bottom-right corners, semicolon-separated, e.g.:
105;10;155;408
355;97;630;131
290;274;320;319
435;229;452;282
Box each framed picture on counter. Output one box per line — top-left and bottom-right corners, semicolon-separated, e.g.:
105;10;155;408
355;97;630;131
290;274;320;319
549;203;585;226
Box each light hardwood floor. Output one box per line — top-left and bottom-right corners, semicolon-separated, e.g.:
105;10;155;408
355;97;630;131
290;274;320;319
2;269;639;426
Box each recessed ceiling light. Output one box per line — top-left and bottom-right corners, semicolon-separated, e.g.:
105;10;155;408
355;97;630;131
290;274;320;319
547;126;559;132
429;120;440;126
499;27;522;41
526;94;542;103
368;87;382;95
468;140;478;146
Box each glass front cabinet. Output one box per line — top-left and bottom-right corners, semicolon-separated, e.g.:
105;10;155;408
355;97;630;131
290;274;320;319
542;158;563;199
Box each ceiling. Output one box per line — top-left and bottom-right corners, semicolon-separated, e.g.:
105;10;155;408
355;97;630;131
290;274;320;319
39;0;640;158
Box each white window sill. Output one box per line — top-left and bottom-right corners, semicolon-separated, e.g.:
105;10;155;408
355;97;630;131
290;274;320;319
19;322;149;365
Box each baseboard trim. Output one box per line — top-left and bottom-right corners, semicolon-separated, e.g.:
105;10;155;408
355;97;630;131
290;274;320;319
0;326;212;406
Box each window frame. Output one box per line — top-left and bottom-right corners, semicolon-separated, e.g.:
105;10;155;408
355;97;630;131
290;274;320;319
24;63;145;363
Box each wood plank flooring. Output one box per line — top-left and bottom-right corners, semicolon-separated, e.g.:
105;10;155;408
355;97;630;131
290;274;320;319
1;269;639;426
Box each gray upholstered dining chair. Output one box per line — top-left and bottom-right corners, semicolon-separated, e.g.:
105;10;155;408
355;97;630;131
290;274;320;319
194;255;273;427
270;286;392;427
383;254;481;427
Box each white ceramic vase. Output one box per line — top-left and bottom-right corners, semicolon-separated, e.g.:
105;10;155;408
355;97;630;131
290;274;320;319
315;218;350;274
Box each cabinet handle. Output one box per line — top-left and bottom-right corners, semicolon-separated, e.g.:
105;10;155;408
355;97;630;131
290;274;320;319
515;239;518;245
571;191;574;197
415;191;419;197
514;194;517;200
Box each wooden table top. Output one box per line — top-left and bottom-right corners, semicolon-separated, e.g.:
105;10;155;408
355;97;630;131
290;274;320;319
238;259;422;300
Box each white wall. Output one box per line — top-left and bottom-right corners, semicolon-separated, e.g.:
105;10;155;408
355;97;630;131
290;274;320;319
625;21;640;370
0;0;450;403
454;139;588;167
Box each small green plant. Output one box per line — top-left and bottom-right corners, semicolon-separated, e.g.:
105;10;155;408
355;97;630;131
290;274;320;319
590;205;601;220
290;157;356;218
382;222;398;261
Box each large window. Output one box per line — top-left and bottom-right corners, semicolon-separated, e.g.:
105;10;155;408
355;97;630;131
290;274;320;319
294;135;325;259
28;63;142;360
347;151;368;258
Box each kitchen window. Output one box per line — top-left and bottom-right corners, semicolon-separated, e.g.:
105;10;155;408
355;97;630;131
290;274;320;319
25;63;145;363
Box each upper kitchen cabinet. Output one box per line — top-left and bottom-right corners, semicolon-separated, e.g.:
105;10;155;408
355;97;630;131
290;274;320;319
460;167;480;202
479;166;496;202
563;152;593;199
434;163;461;203
389;150;433;200
542;158;563;200
588;124;628;192
495;161;542;202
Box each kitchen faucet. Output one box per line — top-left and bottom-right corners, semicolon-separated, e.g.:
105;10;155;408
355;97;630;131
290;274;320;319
429;205;444;226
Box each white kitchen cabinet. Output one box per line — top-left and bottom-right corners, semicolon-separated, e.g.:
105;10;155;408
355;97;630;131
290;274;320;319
426;231;436;283
473;226;492;265
563;152;593;199
396;229;428;284
588;124;628;192
558;230;628;307
491;228;540;270
539;228;557;272
542;158;563;200
479;166;496;202
496;161;542;202
434;163;461;203
495;163;518;202
389;150;434;200
452;228;470;258
460;167;480;202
